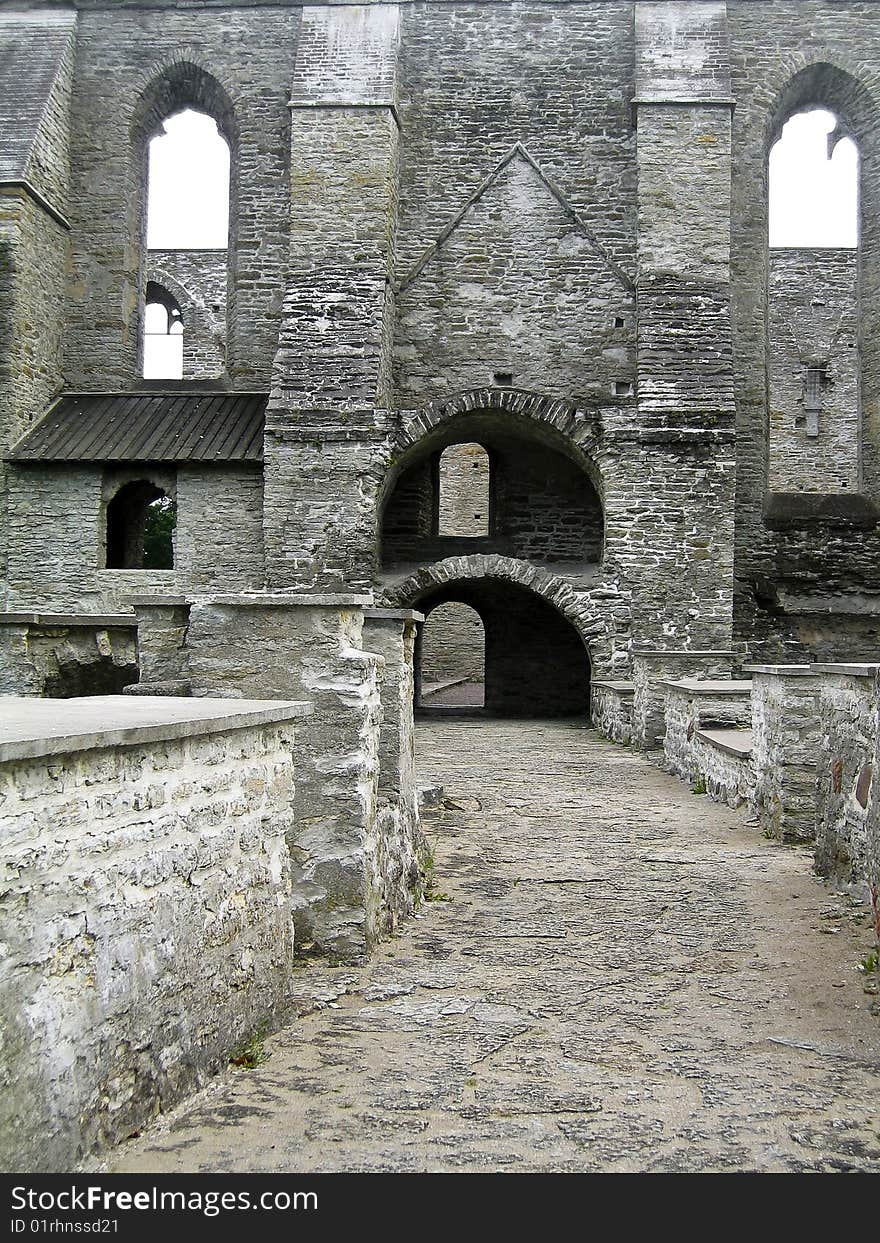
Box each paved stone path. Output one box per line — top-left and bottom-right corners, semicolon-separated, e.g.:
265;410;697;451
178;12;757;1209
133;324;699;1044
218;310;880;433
107;720;880;1173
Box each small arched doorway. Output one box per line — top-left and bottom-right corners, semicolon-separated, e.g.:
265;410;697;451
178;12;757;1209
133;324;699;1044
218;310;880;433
414;577;590;718
419;601;486;708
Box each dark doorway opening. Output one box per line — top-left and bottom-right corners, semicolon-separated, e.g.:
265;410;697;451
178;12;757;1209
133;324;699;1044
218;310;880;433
414;578;590;718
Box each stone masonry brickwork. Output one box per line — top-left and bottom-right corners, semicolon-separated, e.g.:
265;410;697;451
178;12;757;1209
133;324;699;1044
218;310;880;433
0;700;309;1172
768;249;860;494
3;0;880;1173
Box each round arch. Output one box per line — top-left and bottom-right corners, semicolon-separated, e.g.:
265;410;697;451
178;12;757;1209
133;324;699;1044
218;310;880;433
403;567;592;719
129;59;238;381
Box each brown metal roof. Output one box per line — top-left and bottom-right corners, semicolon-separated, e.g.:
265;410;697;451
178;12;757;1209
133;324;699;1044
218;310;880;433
8;392;267;464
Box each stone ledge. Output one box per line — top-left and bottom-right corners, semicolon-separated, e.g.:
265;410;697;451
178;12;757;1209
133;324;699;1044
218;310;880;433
661;679;753;695
0;695;313;764
742;664;820;677
811;663;880;678
363;608;425;623
198;593;374;608
0;612;136;628
696;727;753;760
591;679;635;695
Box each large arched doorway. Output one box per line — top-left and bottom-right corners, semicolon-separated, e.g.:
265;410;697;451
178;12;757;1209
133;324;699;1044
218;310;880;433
414;578;591;718
379;412;603;572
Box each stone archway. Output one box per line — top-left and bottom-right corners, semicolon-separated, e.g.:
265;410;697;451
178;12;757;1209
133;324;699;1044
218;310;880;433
392;562;593;718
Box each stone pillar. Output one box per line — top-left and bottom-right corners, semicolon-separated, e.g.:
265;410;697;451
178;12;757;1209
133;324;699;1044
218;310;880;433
127;596;191;694
745;664;824;843
263;5;401;590
631;648;735;748
362;608;426;931
813;663;880;891
631;3;737;649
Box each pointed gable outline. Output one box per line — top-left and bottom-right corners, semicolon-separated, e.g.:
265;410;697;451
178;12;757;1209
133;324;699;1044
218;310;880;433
397;142;635;296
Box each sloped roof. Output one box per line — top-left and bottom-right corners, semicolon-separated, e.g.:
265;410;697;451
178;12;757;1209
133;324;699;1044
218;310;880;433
8;392;267;464
0;10;76;184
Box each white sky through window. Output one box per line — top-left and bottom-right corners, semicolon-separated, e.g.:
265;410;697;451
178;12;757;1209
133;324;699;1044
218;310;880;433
146;109;229;249
769;109;858;248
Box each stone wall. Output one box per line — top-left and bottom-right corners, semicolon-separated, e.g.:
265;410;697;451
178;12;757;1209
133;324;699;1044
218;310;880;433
4;464;264;610
0;614;137;696
146;248;227;379
748;664;824;843
692;727;756;810
729;4;880;660
0;696;309;1172
815;664;879;893
662;678;753;784
768;248;860;494
420;600;485;688
590;679;634;745
64;5;298;388
161;593;424;961
632;649;735;749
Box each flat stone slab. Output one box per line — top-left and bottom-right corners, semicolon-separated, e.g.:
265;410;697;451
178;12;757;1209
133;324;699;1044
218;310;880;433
811;663;880;678
696;727;754;759
0;695;312;763
0;612;136;628
591;680;635;695
742;665;818;677
661;679;753;695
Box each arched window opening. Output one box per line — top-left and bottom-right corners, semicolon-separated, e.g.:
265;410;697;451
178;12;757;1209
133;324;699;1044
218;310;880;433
146;109;229;249
143;282;184;380
141;104;230;379
770;109;858;248
106;482;176;570
437;443;491;536
767;107;861;494
381;421;603;570
419;602;485;709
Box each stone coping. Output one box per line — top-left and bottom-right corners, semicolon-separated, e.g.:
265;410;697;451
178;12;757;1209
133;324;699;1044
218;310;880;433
196;593;373;608
695;727;753;759
742;664;818;677
661;679;753;695
363;608;425;623
811;663;880;678
0;695;313;764
632;648;735;658
591;679;635;695
0;612;136;628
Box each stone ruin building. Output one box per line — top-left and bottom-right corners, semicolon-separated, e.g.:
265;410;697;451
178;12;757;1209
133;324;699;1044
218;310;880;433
1;0;879;1170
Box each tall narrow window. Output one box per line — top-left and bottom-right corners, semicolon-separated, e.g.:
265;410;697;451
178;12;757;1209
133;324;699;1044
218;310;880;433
143;283;183;380
142;108;229;378
769;109;857;248
767;107;860;493
437;443;491;537
146;109;229;249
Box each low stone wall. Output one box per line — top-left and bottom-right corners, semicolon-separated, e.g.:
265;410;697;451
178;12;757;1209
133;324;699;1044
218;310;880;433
143;592;425;963
0;695;310;1172
746;665;824;844
591;679;634;744
692;728;756;809
662;678;753;785
631;649;735;748
814;664;879;895
0;613;138;696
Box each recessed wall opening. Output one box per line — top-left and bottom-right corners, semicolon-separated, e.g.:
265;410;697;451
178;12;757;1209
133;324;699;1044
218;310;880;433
143;282;184;380
381;415;604;570
142;104;230;379
414;578;591;718
106;481;176;570
437;443;490;537
419;601;485;708
767;103;861;495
